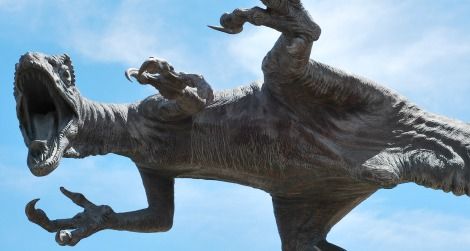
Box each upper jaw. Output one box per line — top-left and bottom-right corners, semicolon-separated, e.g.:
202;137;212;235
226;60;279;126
15;52;79;176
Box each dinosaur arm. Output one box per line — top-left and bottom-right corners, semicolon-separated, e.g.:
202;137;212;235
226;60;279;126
126;59;214;121
25;169;174;246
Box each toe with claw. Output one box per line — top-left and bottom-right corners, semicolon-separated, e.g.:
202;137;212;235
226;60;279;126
25;199;58;232
25;187;116;246
209;0;320;42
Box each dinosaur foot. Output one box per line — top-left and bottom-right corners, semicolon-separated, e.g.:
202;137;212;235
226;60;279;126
25;187;115;246
209;0;320;42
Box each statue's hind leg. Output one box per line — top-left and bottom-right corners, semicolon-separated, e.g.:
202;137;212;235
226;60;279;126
271;194;373;251
210;0;322;99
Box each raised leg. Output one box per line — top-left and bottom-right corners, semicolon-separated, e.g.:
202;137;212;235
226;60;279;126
25;169;175;246
210;0;321;86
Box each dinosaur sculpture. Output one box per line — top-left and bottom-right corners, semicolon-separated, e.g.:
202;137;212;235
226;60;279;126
13;1;470;250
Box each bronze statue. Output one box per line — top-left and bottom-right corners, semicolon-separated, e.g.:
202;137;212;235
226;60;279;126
14;1;470;250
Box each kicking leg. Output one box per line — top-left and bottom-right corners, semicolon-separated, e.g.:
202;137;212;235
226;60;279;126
26;169;175;246
209;0;321;84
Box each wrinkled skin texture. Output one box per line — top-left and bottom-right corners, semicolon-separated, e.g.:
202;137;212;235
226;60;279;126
14;1;470;250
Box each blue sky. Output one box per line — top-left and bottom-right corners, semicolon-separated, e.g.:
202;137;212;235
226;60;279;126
1;0;470;250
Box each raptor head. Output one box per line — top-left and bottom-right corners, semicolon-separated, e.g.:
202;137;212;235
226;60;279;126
14;52;81;177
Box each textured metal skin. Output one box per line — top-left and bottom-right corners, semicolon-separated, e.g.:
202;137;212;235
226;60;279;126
15;1;470;250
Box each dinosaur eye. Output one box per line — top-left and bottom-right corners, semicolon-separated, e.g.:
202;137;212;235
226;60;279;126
60;65;72;85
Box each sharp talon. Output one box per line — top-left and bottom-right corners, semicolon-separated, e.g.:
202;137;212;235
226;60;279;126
125;68;139;82
207;25;243;34
125;71;133;82
60;187;95;208
60;186;69;195
25;198;40;218
25;198;57;232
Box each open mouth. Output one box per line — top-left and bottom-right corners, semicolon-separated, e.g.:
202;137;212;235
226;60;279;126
16;68;77;176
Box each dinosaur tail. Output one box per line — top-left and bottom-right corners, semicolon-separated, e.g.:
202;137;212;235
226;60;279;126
393;105;470;196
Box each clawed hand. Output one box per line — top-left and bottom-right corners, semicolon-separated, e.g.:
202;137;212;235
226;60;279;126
25;187;115;246
125;57;181;84
125;57;189;99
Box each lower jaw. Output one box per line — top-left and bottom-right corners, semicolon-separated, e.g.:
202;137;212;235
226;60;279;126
29;165;57;177
27;136;70;177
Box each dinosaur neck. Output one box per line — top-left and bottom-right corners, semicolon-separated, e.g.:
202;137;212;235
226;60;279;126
396;105;470;196
72;98;138;157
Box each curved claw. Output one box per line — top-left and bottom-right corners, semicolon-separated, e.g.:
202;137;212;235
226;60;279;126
25;198;55;232
125;68;139;82
60;186;95;209
25;198;47;222
208;25;243;34
25;198;40;219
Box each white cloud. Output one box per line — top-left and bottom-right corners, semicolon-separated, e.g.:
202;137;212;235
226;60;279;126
220;0;470;116
226;28;279;80
0;157;146;211
225;1;470;89
223;1;402;80
380;29;470;75
28;0;469;99
0;0;31;11
0;156;272;216
54;0;186;66
330;209;470;251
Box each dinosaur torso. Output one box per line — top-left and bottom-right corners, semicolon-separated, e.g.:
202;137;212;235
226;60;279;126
127;68;392;197
133;85;350;194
